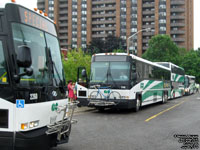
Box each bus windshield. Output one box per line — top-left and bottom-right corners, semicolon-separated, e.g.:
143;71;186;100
12;23;63;86
90;62;130;83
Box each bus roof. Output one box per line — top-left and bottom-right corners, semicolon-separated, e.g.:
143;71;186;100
185;75;195;79
155;62;184;70
93;53;171;71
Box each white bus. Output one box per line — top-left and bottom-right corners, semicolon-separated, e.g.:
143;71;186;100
77;53;171;111
156;62;185;98
0;3;76;150
184;75;196;95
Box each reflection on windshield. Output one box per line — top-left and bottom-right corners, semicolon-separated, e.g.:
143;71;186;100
90;62;130;83
12;23;49;86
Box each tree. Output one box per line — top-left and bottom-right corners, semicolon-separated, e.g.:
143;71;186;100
87;35;125;54
87;38;104;54
62;49;91;82
104;35;125;52
180;50;200;83
142;35;180;64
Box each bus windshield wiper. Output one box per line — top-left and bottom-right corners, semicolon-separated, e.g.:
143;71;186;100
48;47;65;91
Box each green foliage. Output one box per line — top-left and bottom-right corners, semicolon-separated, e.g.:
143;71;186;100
113;49;126;53
88;35;125;54
142;35;180;64
62;49;91;82
180;50;200;83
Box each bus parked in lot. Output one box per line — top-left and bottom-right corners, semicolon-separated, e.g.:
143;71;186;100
77;53;171;111
184;75;196;95
156;62;185;98
0;3;76;150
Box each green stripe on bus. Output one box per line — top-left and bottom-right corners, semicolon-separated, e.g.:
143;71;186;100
142;90;163;101
142;82;164;101
143;80;155;90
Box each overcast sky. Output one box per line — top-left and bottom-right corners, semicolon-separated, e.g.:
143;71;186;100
0;0;200;50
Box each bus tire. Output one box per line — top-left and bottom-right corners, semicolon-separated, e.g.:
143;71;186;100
97;107;105;112
134;95;141;112
162;92;168;104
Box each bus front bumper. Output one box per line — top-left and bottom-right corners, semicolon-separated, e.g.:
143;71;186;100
0;125;71;150
88;99;136;109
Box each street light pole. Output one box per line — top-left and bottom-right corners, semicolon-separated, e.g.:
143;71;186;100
127;28;151;54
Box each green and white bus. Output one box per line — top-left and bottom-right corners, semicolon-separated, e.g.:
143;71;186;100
184;75;196;95
77;53;171;111
156;62;185;98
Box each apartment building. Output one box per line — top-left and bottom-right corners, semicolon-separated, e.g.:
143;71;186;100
37;0;193;56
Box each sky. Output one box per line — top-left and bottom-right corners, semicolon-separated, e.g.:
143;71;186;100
0;0;199;50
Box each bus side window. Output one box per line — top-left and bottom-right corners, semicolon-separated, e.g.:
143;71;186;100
0;41;8;84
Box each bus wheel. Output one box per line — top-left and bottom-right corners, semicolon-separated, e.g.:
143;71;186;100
134;97;141;112
162;92;168;104
97;107;105;112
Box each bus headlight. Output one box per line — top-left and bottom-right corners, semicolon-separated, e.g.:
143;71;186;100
29;120;39;128
21;123;28;130
21;120;39;130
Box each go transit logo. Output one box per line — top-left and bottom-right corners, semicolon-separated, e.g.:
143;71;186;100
51;103;58;111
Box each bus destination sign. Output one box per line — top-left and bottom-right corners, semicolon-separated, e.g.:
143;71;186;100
19;7;56;36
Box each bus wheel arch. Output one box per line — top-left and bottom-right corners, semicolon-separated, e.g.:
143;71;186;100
162;91;168;104
134;93;142;112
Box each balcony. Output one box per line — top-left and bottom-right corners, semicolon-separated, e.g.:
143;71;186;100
171;8;185;13
143;10;154;15
59;29;68;33
59;16;68;21
59;10;68;15
171;1;185;5
143;3;155;8
172;38;185;42
171;23;185;27
92;27;116;31
92;6;115;11
143;17;155;22
170;30;185;34
92;13;116;18
59;36;68;40
170;15;185;20
60;4;68;8
142;24;154;29
92;20;116;25
92;34;107;38
92;0;115;5
142;39;150;43
59;23;68;27
143;32;155;36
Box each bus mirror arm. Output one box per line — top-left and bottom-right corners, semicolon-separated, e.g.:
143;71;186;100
14;68;33;83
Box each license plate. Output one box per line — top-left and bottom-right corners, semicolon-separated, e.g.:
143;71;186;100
50;116;57;124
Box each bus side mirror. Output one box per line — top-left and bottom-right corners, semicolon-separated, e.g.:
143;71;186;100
16;45;32;68
81;69;86;78
132;73;137;80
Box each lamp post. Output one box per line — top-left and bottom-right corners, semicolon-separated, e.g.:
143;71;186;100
127;28;151;54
